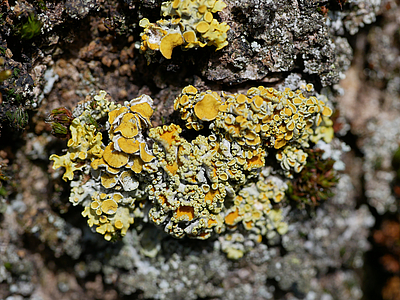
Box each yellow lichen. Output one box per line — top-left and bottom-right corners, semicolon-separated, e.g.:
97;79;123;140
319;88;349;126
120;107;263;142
194;94;221;121
139;0;229;59
50;118;103;181
160;33;184;59
103;143;129;169
51;85;334;254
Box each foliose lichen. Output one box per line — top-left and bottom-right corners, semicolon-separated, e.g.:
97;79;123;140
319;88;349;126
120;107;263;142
139;0;230;60
50;85;334;257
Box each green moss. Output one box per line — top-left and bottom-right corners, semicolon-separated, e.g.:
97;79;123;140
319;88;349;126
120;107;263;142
87;115;99;129
13;68;20;78
6;107;28;130
37;0;48;11
0;186;7;197
6;88;23;103
392;146;400;180
19;13;42;40
286;149;339;208
46;107;73;139
3;262;12;271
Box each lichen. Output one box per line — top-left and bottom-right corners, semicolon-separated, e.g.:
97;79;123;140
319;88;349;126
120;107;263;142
139;0;229;60
50;86;335;256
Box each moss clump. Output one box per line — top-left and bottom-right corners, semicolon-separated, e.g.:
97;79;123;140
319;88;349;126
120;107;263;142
5;107;28;131
18;13;42;40
286;149;338;208
46;107;74;140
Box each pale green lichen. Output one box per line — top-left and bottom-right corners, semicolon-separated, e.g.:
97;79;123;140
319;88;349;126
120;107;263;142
49;119;103;181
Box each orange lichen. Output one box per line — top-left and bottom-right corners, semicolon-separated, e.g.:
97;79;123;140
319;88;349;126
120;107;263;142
175;206;195;221
103;143;129;169
139;0;229;60
117;137;140;154
194;94;221;121
160;33;184;59
114;113;139;138
225;208;241;226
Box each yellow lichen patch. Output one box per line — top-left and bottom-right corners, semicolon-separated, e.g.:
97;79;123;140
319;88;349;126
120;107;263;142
274;191;284;203
139;0;229;59
117;137;140;154
201;19;230;50
51;116;104;181
276;145;308;178
119;170;139;191
310;116;334;144
139;142;155;162
108;107;128;125
212;0;227;12
183;30;196;43
175;206;195;221
196;231;212;240
52;83;335;257
165;161;179;175
130;102;154;123
207;218;218;227
225;123;241;136
274;139;287;149
91;157;120;174
225;208;241;226
322;105;332;117
81;191;135;241
50;154;84;181
196;21;210;33
115;220;124;229
150;123;182;151
103;142;129;169
244;150;265;171
204;11;213;23
183;85;197;94
160;33;184;59
114;113;139;138
172;0;180;8
204;188;220;204
245;136;261;147
243;220;254;230
194;94;221;121
157;193;168;206
101;172;118;189
131;156;145;173
101;199;118;214
91;157;103;170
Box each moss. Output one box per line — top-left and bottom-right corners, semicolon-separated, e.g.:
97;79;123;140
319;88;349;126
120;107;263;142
5;107;28;130
392;146;400;180
12;68;20;78
18;13;43;40
3;262;12;271
286;149;339;208
46;107;73;139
